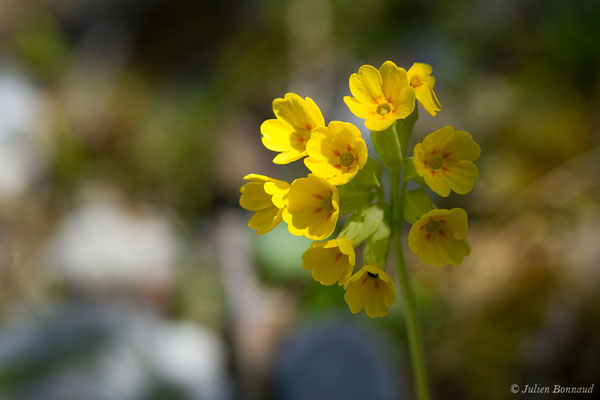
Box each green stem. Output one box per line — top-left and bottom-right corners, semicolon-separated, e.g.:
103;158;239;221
390;171;430;400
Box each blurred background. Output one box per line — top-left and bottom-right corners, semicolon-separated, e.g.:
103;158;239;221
0;0;599;399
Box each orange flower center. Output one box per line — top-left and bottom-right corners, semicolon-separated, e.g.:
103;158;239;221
339;151;355;167
425;220;440;233
428;156;444;170
376;103;392;116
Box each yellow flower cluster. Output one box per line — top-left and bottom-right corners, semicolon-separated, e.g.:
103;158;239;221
413;126;480;197
406;127;480;267
240;60;480;318
408;208;471;267
344;61;441;131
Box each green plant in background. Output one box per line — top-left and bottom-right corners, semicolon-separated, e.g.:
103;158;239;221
240;60;480;400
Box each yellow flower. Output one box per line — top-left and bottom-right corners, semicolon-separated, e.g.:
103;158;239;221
261;93;325;164
304;121;368;185
282;174;340;240
302;238;355;286
408;208;471;267
413;126;480;197
343;265;396;318
239;174;290;234
407;63;442;116
344;61;416;131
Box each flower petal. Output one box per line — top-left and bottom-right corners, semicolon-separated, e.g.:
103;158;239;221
363;284;380;317
443;160;479;195
364;115;395;132
273;93;320;133
239;182;272;211
344;96;375;120
424;171;451;197
273;150;306;164
261;118;307;164
242;173;271;182
302;244;343;286
446;208;468;239
410;63;432;75
418;236;447;267
379;61;408;103
437;235;471;266
334;239;356;266
344;279;367;314
306;213;337;240
422;126;454;149
263;181;290;209
442;130;481;162
305;128;328;160
349;65;385;104
304;96;326;128
260;119;295;152
383;281;396;307
392;86;416;118
249;206;281;235
282;208;308;237
415;85;442;116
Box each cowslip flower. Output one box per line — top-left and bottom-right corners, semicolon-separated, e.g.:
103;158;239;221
344;61;416;131
261;93;325;164
343;265;396;318
283;174;340;240
408;208;471;267
302;238;355;286
304;121;368;185
413;126;480;197
407;63;442;116
239;174;290;234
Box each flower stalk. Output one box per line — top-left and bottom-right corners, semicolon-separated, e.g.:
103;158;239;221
391;169;430;400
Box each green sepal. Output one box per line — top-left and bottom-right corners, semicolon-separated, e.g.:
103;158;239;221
370;124;403;171
338;184;374;214
403;188;434;224
351;156;382;189
363;219;391;268
338;204;385;246
403;157;426;187
395;106;418;155
337;157;382;214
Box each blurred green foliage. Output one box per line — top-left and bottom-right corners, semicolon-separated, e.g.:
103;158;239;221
11;11;70;80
